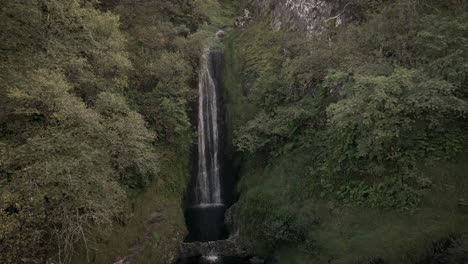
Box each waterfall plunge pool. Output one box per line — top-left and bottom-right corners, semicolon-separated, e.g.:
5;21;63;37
184;204;228;242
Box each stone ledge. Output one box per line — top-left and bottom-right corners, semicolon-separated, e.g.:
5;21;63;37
179;237;251;259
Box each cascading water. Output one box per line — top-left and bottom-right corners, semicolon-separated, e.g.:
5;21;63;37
196;48;223;207
183;48;226;263
179;44;251;264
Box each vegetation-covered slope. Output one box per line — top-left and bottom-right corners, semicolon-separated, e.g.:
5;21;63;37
1;0;467;263
0;0;214;263
223;0;468;263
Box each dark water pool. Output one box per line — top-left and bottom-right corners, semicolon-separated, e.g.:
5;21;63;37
184;204;228;242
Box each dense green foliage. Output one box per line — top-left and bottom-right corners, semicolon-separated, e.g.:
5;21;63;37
1;0;467;263
224;0;468;262
0;0;210;263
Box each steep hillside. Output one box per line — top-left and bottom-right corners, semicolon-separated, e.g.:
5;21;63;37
223;0;468;263
1;0;467;263
0;0;209;263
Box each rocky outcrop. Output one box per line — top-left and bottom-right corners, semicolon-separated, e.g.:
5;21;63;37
249;0;354;34
235;9;253;29
179;237;251;259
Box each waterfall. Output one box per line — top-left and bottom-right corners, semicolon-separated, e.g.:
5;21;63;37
179;42;248;264
195;48;223;207
184;48;227;243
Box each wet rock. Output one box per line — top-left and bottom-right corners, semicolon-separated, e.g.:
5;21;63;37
179;237;252;259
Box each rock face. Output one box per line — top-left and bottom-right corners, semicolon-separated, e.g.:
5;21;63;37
249;0;354;34
179;237;251;259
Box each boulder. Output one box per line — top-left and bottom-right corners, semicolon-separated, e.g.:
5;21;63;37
216;30;226;39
